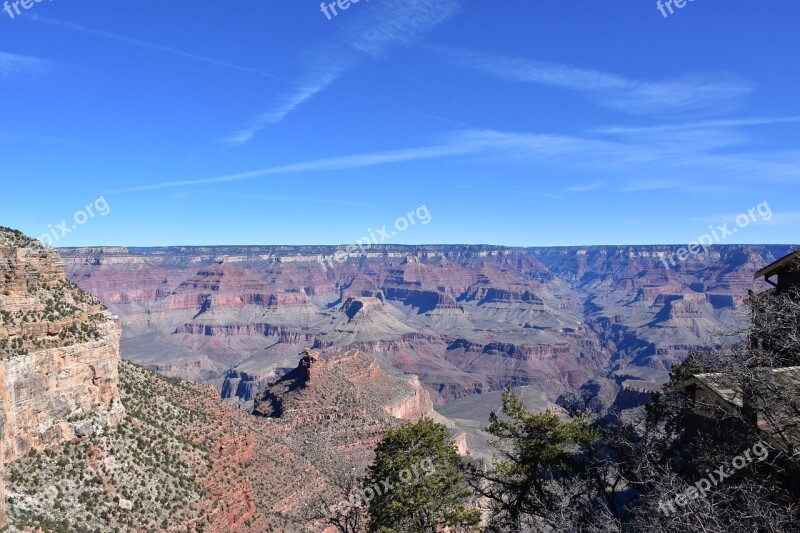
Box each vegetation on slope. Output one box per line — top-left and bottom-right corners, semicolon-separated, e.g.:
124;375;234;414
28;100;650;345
0;279;105;357
4;362;225;532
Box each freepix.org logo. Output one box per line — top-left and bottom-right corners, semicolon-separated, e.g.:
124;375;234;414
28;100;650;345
659;201;773;270
656;0;696;19
37;196;111;246
320;0;369;21
317;204;431;272
659;441;770;516
4;0;52;20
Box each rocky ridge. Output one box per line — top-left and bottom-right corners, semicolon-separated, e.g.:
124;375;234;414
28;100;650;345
245;347;464;530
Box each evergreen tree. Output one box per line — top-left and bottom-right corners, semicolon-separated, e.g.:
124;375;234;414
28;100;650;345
473;388;597;532
365;418;479;533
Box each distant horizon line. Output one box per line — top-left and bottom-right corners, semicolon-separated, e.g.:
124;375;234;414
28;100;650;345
55;242;800;251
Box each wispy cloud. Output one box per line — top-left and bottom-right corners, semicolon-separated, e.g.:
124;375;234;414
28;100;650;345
27;12;465;148
168;190;375;208
345;0;462;58
105;141;476;194
619;178;679;192
533;192;564;201
116;129;630;195
459;129;800;191
0;51;51;76
438;47;753;117
28;14;350;148
563;181;607;193
222;0;462;147
221;62;351;146
596;116;800;135
765;211;800;226
107;126;800;196
28;15;297;85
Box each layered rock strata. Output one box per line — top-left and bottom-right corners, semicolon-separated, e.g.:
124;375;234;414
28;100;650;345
59;244;795;405
0;227;125;526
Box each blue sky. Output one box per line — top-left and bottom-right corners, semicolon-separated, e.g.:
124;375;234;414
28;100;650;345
1;0;799;247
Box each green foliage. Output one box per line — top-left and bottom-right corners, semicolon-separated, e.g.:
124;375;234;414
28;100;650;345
667;350;711;386
365;418;479;533
0;277;105;358
645;350;711;435
4;362;210;532
479;388;597;531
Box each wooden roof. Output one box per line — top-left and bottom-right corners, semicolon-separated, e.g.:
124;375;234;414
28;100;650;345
754;249;800;280
686;367;800;448
686;372;743;407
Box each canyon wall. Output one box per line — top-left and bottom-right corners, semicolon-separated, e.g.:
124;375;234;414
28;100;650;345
0;227;125;525
0;398;4;528
384;375;435;420
0;314;124;461
59;243;796;405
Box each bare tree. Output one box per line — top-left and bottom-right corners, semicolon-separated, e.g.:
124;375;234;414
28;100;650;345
301;469;368;533
472;269;800;532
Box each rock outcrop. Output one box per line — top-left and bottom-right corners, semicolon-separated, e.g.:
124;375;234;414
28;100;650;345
0;227;125;526
0;399;5;528
0;316;124;461
253;348;437;424
384;375;435;420
4;361;271;532
248;348;465;529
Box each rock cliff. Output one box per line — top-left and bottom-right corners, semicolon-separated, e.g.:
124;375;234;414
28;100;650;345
0;227;125;526
5;361;271;532
0;316;124;461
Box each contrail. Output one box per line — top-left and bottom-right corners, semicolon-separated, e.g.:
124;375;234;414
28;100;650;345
28;14;299;86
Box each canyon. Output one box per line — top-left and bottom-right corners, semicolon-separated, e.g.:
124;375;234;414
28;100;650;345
0;227;464;531
2;226;796;530
60;243;795;411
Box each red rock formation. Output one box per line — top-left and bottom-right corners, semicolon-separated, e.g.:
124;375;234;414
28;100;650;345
59;244;795;405
299;347;323;384
197;429;266;533
247;348;465;530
